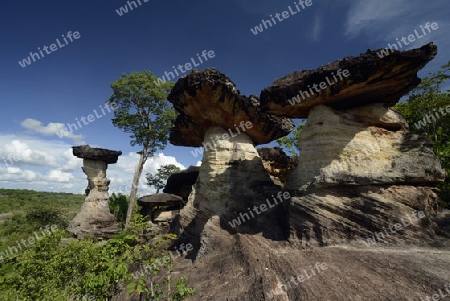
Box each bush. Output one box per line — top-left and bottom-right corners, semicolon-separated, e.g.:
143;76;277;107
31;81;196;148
109;193;129;226
25;206;68;229
0;214;194;301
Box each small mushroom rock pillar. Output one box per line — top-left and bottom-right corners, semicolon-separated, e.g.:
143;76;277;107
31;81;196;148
67;145;122;240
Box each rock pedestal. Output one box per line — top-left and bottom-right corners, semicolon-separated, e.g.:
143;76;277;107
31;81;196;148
67;145;122;240
284;104;445;247
174;127;289;259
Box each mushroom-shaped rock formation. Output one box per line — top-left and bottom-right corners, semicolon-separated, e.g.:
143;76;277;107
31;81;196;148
67;145;122;239
137;193;184;222
259;44;445;247
156;49;450;301
167;69;294;257
260;43;438;118
72;144;122;164
168;68;294;147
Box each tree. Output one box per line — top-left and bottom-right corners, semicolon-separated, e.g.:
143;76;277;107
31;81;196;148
106;70;177;227
276;120;306;156
394;60;450;206
146;164;181;193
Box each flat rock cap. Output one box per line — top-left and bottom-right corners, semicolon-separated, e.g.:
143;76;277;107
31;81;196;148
137;193;184;204
168;68;294;147
72;145;122;164
260;43;438;118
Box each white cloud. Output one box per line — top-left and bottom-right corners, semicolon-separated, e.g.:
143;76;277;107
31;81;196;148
0;133;186;197
0;139;59;168
5;167;21;174
310;14;322;42
109;152;186;197
344;0;449;45
344;0;411;38
21;118;85;144
47;169;75;182
61;148;82;171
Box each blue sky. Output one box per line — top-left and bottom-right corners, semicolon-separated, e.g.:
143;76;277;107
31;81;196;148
0;0;449;195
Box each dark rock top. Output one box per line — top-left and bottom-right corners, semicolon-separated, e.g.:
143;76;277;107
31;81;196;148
163;166;200;199
137;193;184;204
72;145;122;164
257;146;299;166
260;43;438;118
168;68;294;147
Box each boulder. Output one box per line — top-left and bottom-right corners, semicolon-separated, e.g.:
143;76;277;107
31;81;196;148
151;44;450;300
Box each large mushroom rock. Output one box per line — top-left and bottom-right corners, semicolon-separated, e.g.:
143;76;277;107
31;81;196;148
255;43;446;247
168;68;294;147
172;127;290;259
67;145;122;239
260;43;438;117
167;69;293;257
257;147;299;185
163;166;200;200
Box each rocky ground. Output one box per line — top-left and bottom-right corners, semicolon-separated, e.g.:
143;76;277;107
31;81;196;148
170;230;450;301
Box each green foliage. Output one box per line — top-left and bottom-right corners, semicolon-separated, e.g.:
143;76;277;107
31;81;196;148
146;164;182;193
0;189;194;300
0;206;69;260
3;230;101;301
106;70;177;152
394;60;450;207
106;70;178;227
25;205;69;229
109;193;129;226
0;188;84;215
124;211;195;300
276;120;306;156
0;219;194;300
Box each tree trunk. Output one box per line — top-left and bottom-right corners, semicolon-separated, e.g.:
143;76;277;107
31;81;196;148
125;149;147;228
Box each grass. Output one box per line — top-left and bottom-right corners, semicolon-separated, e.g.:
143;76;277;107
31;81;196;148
0;188;84;215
